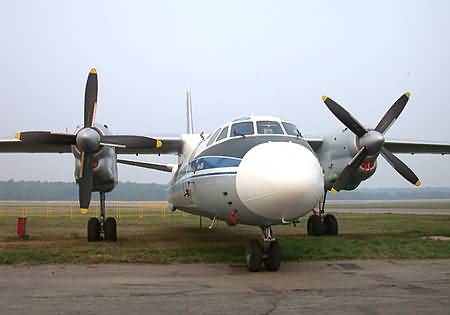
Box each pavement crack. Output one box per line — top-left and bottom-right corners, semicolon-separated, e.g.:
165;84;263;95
261;293;285;315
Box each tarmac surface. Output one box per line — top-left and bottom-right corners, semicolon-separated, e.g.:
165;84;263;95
1;260;450;315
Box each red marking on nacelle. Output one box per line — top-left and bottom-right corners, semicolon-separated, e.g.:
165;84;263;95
92;160;99;170
360;160;375;172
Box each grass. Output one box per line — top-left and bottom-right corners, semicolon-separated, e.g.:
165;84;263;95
327;199;450;209
0;202;450;264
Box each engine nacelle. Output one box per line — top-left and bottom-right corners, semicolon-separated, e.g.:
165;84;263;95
72;146;118;192
316;128;377;191
72;124;118;193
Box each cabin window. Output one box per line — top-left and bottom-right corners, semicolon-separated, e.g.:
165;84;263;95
256;121;284;135
207;128;221;146
216;126;229;142
230;122;254;137
282;122;302;137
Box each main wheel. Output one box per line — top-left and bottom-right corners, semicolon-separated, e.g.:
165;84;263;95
104;217;117;242
246;240;263;272
324;214;338;235
264;241;281;271
87;217;100;242
307;214;326;236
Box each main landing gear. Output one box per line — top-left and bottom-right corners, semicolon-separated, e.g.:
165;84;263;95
307;191;338;236
87;192;117;242
246;226;281;272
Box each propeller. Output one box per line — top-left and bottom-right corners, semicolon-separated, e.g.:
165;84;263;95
15;68;164;212
76;68;100;213
321;92;421;193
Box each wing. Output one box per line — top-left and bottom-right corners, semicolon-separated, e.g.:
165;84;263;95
0;139;71;153
304;138;323;152
0;135;183;155
115;137;183;155
117;159;176;172
384;140;450;155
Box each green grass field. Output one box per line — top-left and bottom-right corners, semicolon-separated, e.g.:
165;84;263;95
0;202;450;264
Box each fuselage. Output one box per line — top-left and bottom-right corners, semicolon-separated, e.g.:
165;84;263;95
168;116;324;227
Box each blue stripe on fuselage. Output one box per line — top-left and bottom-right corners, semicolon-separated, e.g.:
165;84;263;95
194;156;241;171
189;171;237;179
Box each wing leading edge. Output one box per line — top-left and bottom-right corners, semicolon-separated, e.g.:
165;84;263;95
305;138;450;156
0;135;183;155
384;140;450;155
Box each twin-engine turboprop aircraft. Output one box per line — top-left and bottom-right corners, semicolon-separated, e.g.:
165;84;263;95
1;68;450;271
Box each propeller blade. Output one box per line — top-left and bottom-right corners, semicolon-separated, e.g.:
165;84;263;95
78;153;94;212
375;92;410;134
332;147;369;192
101;135;163;149
84;68;98;128
321;96;367;137
16;131;76;145
380;147;421;186
79;151;85;178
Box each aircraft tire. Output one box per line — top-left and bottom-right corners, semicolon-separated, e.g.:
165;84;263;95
246;240;263;272
104;217;117;242
324;214;338;236
87;217;100;242
308;214;326;236
264;241;281;271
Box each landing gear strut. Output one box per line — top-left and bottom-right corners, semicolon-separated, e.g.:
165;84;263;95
87;192;117;242
307;191;338;236
246;226;281;272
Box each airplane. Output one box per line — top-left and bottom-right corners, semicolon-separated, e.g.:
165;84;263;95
1;68;450;272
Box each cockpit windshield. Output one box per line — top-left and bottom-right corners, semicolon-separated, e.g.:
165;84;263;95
282;122;302;137
256;121;284;135
230;122;254;137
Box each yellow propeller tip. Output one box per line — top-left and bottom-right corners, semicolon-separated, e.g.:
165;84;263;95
405;91;411;98
156;139;163;149
15;132;21;140
80;208;89;214
415;180;422;187
321;96;328;102
330;188;338;195
89;68;97;74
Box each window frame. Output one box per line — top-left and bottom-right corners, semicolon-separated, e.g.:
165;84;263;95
216;126;229;142
282;122;303;137
230;121;255;137
206;128;222;146
256;120;285;135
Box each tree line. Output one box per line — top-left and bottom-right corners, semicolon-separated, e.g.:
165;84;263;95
0;180;449;201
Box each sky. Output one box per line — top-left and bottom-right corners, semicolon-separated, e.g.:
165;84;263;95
0;0;449;188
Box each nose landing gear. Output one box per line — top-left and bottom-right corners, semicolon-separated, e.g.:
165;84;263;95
246;226;281;272
87;192;117;242
307;191;339;236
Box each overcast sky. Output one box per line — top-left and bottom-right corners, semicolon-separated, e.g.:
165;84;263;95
0;0;449;188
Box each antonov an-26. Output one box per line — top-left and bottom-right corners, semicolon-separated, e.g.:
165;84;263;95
1;69;450;271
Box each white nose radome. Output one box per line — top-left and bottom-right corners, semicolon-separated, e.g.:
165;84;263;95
236;142;324;221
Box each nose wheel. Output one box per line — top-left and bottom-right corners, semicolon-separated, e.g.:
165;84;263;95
246;226;282;272
307;191;339;236
87;192;117;242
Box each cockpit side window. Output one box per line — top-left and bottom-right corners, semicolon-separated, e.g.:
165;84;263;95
230;122;254;137
207;128;221;146
216;126;229;142
256;121;284;135
282;122;302;137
